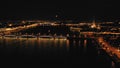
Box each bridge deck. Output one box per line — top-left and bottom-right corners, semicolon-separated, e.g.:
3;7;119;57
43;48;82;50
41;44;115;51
97;37;120;62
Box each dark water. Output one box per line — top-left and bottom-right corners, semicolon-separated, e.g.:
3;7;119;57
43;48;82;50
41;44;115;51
0;38;112;68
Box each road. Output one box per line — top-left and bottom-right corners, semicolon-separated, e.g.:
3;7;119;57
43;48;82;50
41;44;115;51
0;23;38;35
97;37;120;62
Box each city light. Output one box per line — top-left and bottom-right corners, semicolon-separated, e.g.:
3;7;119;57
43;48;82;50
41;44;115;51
90;23;96;28
0;20;119;68
8;24;12;27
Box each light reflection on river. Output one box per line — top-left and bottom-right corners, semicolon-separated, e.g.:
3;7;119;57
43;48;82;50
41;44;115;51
0;38;69;56
0;37;113;68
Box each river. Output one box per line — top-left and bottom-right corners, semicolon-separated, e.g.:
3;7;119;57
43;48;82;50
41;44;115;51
0;37;113;68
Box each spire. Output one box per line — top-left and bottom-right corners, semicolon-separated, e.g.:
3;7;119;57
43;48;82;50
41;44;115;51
91;16;97;28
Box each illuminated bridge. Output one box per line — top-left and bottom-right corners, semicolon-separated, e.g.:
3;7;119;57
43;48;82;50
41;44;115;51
97;37;120;68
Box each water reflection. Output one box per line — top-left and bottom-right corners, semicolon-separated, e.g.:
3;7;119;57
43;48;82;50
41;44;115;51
0;37;113;68
66;40;69;51
84;40;87;53
0;38;69;51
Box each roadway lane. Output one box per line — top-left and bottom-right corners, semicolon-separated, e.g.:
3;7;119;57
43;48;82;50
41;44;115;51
97;37;120;61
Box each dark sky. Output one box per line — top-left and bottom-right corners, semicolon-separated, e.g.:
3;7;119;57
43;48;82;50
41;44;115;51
0;0;120;21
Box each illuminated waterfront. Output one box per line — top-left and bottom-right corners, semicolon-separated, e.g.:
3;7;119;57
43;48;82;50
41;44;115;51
0;0;120;67
0;20;119;68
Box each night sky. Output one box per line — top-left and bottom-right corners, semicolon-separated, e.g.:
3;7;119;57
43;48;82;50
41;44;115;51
0;0;120;21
